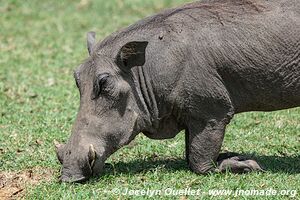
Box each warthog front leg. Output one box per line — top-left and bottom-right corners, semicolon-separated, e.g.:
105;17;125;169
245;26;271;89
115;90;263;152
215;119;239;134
186;118;264;174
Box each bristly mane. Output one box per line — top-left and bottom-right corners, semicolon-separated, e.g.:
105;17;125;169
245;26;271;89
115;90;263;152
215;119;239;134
96;0;266;51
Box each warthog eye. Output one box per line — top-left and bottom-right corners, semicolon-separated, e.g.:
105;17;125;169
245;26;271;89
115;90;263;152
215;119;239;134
92;73;110;99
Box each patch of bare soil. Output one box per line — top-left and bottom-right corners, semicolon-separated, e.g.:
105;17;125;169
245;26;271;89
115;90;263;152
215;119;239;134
0;167;55;199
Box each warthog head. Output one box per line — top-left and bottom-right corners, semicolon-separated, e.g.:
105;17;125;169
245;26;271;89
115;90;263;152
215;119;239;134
55;32;148;182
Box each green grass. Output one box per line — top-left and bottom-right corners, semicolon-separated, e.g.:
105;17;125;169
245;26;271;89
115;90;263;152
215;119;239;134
0;0;299;199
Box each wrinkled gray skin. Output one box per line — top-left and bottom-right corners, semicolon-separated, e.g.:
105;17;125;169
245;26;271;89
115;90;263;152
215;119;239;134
56;0;300;182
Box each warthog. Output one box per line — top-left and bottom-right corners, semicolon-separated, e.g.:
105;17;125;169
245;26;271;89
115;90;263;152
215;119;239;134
55;0;300;182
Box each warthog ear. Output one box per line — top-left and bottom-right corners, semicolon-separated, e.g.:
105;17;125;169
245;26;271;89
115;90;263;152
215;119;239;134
88;144;96;168
117;41;148;69
87;31;96;55
54;140;65;164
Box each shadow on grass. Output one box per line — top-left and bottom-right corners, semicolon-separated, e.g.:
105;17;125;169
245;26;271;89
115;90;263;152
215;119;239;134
101;153;300;177
103;158;188;176
254;154;300;174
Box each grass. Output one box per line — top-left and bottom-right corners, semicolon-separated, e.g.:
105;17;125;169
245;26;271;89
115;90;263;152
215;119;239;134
0;0;299;199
